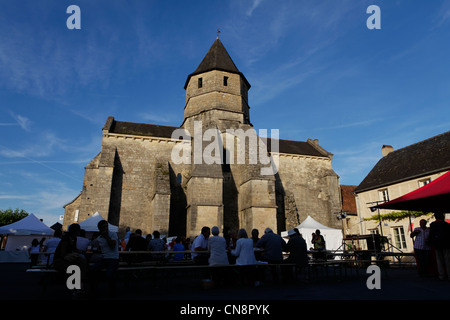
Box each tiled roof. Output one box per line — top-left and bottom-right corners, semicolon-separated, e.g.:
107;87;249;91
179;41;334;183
340;185;357;214
354;131;450;193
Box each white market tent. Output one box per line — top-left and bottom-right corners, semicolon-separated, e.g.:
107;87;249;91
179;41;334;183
282;215;343;252
77;212;118;233
0;214;54;250
0;213;54;236
0;214;54;262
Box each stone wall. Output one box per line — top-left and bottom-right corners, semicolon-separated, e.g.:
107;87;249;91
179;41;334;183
184;70;250;128
275;153;341;230
64;132;187;236
64;128;342;238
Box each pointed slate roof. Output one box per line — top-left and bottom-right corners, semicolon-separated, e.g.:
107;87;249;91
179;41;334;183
184;38;250;89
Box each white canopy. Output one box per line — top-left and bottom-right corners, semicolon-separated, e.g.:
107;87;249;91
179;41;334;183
0;214;54;255
0;213;54;236
282;216;343;251
77;212;118;233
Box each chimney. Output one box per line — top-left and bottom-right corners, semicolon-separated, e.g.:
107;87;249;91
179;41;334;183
382;145;394;157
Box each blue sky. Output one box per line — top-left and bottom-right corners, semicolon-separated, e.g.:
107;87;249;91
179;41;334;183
1;0;450;226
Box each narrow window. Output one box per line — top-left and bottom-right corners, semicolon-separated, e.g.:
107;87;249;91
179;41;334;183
392;227;407;249
418;178;431;187
378;189;389;202
198;77;203;88
223;76;228;86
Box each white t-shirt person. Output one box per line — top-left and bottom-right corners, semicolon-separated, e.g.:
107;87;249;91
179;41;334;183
191;227;210;263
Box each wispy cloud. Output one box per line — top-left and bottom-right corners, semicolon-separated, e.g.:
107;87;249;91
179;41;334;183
0;150;83;183
0;194;30;200
138;112;178;124
316;118;383;131
0;131;86;183
0;4;127;102
0;182;80;224
333;141;382;184
224;0;362;106
0;112;31;130
433;1;450;28
246;0;264;17
0;131;66;158
0;159;89;165
250;63;324;105
9;112;31;131
69;108;108;126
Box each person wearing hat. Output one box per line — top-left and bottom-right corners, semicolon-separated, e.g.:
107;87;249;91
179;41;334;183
284;229;308;267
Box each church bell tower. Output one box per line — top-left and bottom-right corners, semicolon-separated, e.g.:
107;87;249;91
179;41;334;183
182;37;251;133
182;38;278;238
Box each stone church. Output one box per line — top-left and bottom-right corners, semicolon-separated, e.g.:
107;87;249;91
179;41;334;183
63;38;342;238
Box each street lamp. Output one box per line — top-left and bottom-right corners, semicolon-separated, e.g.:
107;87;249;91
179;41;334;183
334;210;348;235
368;201;384;237
336;211;347;220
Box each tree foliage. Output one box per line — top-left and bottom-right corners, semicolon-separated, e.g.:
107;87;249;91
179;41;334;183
365;210;432;222
0;208;29;227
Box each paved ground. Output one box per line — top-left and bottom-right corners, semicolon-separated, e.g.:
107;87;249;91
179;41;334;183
0;263;448;315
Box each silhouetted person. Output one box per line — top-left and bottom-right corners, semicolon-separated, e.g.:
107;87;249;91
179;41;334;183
311;229;326;260
53;223;88;295
428;212;450;280
256;228;287;264
126;229;148;251
148;230;167;261
90;220;119;297
284;229;308;267
410;219;431;276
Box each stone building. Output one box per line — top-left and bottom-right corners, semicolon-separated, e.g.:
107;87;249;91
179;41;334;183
63;38;342;238
353;131;450;251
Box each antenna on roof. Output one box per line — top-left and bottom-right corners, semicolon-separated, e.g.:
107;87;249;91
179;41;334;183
217;28;221;39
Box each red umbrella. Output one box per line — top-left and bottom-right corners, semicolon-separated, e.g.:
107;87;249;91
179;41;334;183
373;170;450;212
